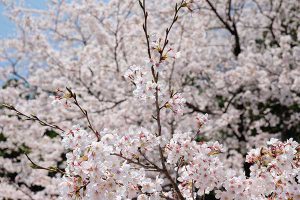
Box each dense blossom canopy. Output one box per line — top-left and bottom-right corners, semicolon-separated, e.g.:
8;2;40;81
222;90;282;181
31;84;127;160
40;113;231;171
0;0;299;199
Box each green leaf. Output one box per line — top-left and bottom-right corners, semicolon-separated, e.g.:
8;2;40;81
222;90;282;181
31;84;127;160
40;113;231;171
44;130;59;138
19;144;31;154
0;133;7;142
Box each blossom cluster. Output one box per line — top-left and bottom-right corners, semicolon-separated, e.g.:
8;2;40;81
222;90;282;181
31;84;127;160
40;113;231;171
166;132;225;199
124;32;185;116
60;126;164;200
196;113;209;129
166;93;186;115
58;125;300;199
216;138;300;200
0;0;299;199
124;65;164;100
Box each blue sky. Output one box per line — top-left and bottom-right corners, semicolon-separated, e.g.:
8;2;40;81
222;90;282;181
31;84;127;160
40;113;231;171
0;0;47;38
0;0;110;38
0;1;48;85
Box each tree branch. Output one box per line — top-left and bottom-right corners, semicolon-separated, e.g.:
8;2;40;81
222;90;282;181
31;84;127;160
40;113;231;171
2;103;65;132
66;87;100;141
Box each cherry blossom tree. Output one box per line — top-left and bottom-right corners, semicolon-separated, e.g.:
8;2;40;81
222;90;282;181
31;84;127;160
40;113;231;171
0;0;299;199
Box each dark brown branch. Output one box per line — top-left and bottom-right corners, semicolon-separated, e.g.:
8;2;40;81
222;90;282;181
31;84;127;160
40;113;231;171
3;54;30;86
139;0;157;81
10;182;35;200
185;102;214;115
75;181;90;195
2;103;65;132
138;1;187;199
175;157;184;184
94;99;126;114
25;153;66;174
112;153;160;171
138;148;161;169
223;87;243;113
139;0;152;60
206;0;234;34
205;0;241;56
268;18;280;47
192;180;195;200
159;147;184;200
252;0;281;47
66;87;100;141
113;1;121;72
227;0;232;21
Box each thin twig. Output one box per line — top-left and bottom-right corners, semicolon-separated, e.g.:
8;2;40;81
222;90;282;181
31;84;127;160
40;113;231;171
2;103;65;132
66;87;100;141
138;148;161;169
25;153;66;174
112;153;160;171
138;1;187;199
